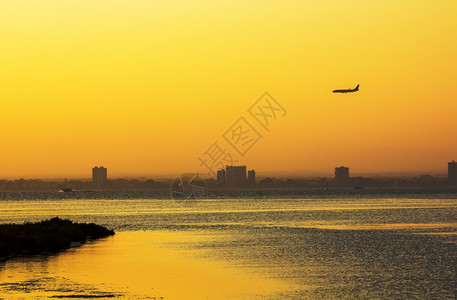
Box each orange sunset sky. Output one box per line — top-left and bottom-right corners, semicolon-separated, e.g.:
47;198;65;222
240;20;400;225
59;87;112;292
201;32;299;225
1;1;456;178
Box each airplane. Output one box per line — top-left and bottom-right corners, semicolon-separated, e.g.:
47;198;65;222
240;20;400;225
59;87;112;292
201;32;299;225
333;84;359;93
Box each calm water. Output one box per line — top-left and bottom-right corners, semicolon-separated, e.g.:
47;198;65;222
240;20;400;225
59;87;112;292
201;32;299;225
1;193;456;299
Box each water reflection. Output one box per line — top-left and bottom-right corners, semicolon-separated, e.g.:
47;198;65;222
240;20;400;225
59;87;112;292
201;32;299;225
1;231;292;299
0;197;456;299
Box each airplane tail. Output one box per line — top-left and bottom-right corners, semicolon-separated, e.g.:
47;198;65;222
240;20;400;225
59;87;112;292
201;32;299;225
355;84;359;91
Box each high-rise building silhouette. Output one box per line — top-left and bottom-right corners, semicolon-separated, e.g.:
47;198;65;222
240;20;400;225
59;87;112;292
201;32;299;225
449;161;457;185
335;166;350;184
248;169;256;185
217;169;226;184
225;165;247;187
92;166;107;189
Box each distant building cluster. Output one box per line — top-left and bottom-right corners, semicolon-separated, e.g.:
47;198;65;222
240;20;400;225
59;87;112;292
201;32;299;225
86;161;457;191
213;162;457;189
331;162;457;187
92;166;107;189
216;165;255;187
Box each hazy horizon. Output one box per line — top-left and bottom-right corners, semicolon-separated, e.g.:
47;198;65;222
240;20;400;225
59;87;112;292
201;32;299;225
0;168;450;181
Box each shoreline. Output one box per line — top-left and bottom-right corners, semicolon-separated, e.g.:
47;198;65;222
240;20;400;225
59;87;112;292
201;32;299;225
1;188;457;201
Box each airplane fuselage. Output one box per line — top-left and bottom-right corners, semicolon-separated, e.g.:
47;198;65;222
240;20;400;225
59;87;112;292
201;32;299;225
333;89;355;93
333;84;359;94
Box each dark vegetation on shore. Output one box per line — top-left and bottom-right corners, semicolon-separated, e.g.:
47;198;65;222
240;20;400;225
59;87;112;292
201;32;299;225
0;217;114;261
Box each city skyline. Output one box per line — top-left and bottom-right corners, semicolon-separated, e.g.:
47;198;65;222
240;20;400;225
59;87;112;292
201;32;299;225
1;161;456;181
1;161;456;192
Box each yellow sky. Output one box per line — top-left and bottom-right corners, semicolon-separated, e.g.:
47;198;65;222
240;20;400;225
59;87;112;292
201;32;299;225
1;0;456;178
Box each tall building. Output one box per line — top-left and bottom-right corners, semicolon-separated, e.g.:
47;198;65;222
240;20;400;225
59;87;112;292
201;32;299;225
335;166;349;184
248;169;256;185
92;166;107;189
449;161;457;185
217;169;226;184
225;165;247;187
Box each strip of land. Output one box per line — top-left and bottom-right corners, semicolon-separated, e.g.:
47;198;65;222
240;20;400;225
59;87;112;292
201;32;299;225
0;217;115;261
